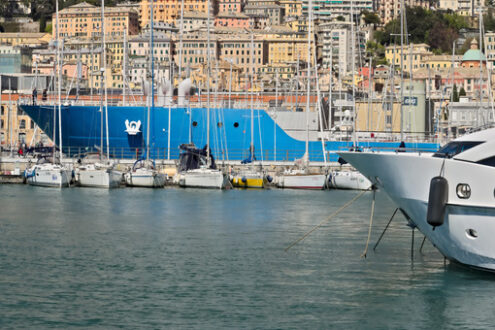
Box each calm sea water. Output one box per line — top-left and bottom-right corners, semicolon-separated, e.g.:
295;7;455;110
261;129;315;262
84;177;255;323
1;185;495;329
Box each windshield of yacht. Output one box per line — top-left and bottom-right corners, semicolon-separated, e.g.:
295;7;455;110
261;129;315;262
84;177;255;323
433;141;483;158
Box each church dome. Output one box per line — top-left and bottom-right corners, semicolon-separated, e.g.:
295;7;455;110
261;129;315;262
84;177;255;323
462;39;487;62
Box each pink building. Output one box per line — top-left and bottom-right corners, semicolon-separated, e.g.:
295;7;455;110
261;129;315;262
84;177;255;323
215;12;250;28
218;0;243;12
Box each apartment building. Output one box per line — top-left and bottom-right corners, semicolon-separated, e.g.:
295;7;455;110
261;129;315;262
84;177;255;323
53;2;139;39
139;0;217;27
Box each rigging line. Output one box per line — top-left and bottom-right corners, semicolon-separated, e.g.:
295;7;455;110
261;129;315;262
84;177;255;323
361;189;376;258
285;190;366;252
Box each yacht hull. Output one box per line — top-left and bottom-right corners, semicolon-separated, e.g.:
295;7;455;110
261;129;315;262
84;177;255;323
232;173;265;188
78;169;122;188
329;171;372;190
277;174;326;189
25;166;71;188
339;151;495;271
124;172;166;188
179;169;227;189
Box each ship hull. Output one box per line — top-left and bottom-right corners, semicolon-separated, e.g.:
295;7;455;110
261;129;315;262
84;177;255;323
21;105;439;161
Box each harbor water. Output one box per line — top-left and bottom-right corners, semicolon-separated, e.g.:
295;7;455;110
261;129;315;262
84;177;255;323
1;185;495;328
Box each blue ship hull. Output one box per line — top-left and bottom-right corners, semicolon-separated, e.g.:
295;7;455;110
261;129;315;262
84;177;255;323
20;104;439;162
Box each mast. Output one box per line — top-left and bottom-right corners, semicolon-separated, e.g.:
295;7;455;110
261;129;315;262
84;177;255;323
367;57;372;132
305;0;312;160
123;27;127;106
147;1;154;161
178;0;185;78
351;0;357;145
478;6;483;127
101;0;109;158
250;32;255;157
399;0;405;141
206;0;211;163
56;0;63;162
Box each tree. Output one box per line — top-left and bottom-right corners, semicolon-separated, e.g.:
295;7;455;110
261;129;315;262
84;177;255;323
459;87;466;97
362;10;380;25
452;84;459;102
336;16;345;22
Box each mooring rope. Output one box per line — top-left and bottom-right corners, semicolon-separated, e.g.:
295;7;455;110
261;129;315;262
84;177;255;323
285;190;367;252
361;189;376;259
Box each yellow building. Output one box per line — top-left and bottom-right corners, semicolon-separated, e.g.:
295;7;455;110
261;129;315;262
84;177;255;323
385;43;432;71
1;98;48;149
53;2;139;39
139;0;212;28
421;54;462;70
355;101;401;133
0;32;51;46
279;0;302;17
261;28;312;65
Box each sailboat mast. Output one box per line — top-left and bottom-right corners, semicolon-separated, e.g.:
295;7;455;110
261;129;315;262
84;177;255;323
206;0;211;163
399;0;405;141
305;0;312;159
56;0;63;162
147;1;154;161
123;27;127;106
351;0;357;145
101;0;109;158
250;33;254;155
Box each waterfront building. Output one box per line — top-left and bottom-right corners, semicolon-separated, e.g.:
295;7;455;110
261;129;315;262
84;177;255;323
53;2;139;39
0;32;50;47
218;32;266;74
244;2;285;26
484;32;495;68
0;45;32;74
279;0;302;18
421;55;462;70
448;98;494;135
139;0;216;27
260;27;311;66
385;43;432;72
218;0;243;13
179;11;214;31
172;31;218;67
318;21;365;76
375;0;431;24
0;94;47;149
215;12;250;28
128;32;173;87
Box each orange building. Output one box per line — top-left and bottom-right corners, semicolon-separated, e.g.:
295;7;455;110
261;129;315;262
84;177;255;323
215;12;250;28
461;39;487;68
139;0;217;27
53;2;139;39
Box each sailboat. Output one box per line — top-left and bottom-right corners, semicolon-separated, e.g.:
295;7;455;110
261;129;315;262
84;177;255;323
25;0;71;188
232;33;266;188
77;0;122;188
125;4;166;188
276;1;326;190
178;0;227;189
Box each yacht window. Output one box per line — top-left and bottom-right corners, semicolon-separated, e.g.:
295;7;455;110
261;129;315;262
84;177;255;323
477;156;495;167
433;141;483;158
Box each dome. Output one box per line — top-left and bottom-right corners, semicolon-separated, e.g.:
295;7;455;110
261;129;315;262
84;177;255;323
462;49;487;62
462;39;487;62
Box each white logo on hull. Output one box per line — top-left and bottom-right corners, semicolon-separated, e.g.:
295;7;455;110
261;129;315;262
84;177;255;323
125;120;141;135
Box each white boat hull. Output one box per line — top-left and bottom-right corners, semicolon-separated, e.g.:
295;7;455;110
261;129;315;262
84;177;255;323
178;169;227;189
339;151;495;271
277;174;326;189
78;169;122;188
124;171;166;188
25;165;71;188
330;170;372;190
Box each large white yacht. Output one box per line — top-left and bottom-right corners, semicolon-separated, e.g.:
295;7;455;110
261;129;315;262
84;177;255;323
339;127;495;271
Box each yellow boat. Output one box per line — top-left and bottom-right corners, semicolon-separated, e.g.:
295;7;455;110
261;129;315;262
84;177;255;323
231;171;266;188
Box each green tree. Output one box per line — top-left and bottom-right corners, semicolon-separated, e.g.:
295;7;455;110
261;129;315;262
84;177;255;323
459;87;467;97
362;10;380;25
452;84;459;102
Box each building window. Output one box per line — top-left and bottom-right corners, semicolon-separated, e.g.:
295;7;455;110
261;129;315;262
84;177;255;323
19;119;26;129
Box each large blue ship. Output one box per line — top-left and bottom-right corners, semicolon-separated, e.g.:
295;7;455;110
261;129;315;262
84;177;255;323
20;104;439;162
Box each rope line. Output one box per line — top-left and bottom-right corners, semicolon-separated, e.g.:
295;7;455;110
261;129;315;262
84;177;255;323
285;190;366;252
361;189;376;258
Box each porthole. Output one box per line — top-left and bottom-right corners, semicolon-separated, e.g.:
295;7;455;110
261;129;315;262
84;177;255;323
233;122;239;128
217;122;223;128
456;183;471;199
466;229;478;239
192;121;198;127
